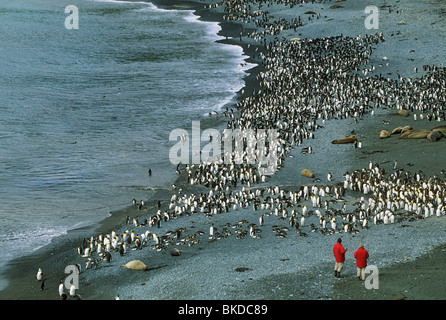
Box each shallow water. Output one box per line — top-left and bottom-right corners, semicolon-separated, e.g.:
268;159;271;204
0;0;255;287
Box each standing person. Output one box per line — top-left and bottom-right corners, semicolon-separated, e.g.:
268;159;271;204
354;244;369;280
333;238;347;278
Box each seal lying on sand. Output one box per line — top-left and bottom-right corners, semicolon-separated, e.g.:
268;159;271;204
432;125;446;133
120;260;148;271
379;130;391;139
398;109;410;117
331;135;357;144
391;126;412;135
301;169;314;178
427;130;445;142
170;248;183;256
398;130;431;139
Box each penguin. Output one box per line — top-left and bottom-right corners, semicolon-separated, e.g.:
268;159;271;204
36;268;43;281
82;247;90;258
103;250;112;263
210;223;215;237
327;172;332;182
69;283;76;297
259;214;264;226
249;225;255;237
148;168;152;176
85;258;92;269
58;280;64;296
331;218;337;231
97;242;102;255
294;220;300;231
40;280;45;291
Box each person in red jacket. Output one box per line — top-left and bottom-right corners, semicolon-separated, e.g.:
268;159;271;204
354;244;369;280
333;238;347;278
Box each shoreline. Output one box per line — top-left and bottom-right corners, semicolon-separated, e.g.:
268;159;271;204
0;0;264;300
2;0;446;301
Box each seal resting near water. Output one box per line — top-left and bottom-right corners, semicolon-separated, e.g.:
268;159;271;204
398;130;431;139
120;260;148;271
331;135;357;144
301;169;314;178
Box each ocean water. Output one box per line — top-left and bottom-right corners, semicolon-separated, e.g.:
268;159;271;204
0;0;254;287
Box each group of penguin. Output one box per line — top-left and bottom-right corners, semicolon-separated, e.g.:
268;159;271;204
34;0;446;299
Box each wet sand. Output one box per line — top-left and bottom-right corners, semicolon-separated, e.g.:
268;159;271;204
1;0;446;303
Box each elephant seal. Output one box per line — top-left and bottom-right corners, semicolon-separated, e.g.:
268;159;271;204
398;109;410;117
331;135;357;144
120;260;148;271
398;130;431;139
432;125;446;133
301;169;314;178
379;130;391;139
170;248;183;256
427;130;444;142
391;126;412;135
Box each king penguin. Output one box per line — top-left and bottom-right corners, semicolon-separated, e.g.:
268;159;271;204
58;280;64;296
36;268;43;281
210;223;215;237
70;283;76;297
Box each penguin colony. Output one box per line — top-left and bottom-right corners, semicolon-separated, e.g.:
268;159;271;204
68;0;446;294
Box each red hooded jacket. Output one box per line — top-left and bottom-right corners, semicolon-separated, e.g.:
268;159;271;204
354;247;369;268
333;242;347;263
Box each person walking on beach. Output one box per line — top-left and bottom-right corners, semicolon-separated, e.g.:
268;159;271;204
333;238;347;278
354;244;369;281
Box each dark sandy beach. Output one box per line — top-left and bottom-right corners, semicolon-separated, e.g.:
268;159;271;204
1;0;446;303
332;243;446;300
